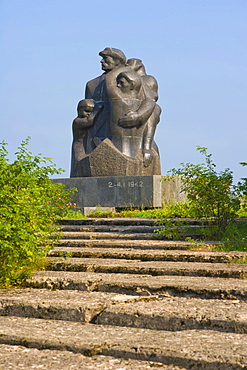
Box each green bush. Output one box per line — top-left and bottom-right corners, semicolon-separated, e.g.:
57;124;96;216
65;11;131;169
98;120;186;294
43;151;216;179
236;162;247;218
0;138;75;287
166;146;241;237
214;221;247;252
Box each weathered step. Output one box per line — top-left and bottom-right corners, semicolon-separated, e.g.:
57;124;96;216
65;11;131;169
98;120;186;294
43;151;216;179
0;316;246;369
57;238;195;250
0;344;184;370
59;222;211;237
47;257;247;279
26;271;247;301
60;218;159;226
0;288;155;323
59;226;208;241
61;231;158;240
1;288;246;334
60;224;161;233
95;295;247;334
50;246;247;263
60;218;214;226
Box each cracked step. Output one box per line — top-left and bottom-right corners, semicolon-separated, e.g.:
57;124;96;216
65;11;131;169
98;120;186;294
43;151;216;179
57;238;196;250
47;257;247;279
1;289;246;334
26;271;247;300
50;246;247;263
0;316;246;369
61;231;159;240
0;344;186;370
60;225;161;233
60;218;215;226
94;295;247;334
0;289;155;323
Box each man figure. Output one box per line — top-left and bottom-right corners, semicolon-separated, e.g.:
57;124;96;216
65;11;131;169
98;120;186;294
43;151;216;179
85;47;127;100
84;48;128;151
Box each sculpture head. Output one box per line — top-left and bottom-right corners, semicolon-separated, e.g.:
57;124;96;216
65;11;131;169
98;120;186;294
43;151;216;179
99;47;127;72
126;58;146;76
77;99;94;118
117;71;141;94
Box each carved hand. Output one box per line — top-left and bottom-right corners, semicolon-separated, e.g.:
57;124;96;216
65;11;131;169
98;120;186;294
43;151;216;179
118;111;141;128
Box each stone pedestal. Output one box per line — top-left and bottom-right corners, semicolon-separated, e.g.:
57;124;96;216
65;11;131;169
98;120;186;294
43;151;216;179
53;175;162;213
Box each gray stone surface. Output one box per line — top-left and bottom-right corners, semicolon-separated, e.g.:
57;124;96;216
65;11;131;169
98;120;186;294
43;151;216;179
74;139;161;177
52;245;247;263
47;257;247;279
60;231;158;239
0;317;246;369
0;345;186;370
161;176;187;203
26;271;247;300
1;289;246;334
53;175;162;208
0;289;154;323
96;295;247;333
59;217;215;226
70;48;161;177
57;238;193;250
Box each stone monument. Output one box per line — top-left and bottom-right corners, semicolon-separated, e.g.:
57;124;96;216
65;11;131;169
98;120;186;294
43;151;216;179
54;48;163;213
70;47;161;178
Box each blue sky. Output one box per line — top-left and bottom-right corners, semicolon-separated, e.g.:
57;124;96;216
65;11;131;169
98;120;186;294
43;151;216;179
1;0;246;181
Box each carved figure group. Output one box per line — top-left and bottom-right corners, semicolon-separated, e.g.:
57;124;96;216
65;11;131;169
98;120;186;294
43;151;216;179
70;47;161;177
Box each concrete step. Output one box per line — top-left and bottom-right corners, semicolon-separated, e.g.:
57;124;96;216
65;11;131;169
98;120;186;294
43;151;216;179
95;294;247;334
1;288;246;334
59;223;209;238
47;257;247;279
0;289;155;323
60;218;215;226
61;231;159;240
26;271;247;300
60;224;161;233
50;246;247;263
0;344;185;370
57;238;196;250
0;316;246;369
60;218;160;226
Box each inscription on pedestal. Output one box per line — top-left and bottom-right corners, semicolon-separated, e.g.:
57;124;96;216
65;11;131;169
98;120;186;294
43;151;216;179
108;180;144;188
53;176;162;209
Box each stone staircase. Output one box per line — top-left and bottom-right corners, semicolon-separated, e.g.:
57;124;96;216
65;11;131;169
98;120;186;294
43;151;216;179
1;218;247;369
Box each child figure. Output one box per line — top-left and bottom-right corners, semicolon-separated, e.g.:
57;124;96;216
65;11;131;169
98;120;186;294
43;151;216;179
70;99;102;177
73;99;95;138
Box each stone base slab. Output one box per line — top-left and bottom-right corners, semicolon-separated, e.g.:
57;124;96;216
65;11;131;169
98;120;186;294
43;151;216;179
53;175;162;210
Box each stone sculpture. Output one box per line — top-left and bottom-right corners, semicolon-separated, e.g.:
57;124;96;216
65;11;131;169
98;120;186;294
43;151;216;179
70;47;161;177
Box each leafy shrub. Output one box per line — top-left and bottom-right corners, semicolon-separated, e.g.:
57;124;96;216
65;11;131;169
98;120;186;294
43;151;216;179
0;138;75;287
165;146;241;237
158;202;194;218
236;162;247;218
213;221;247;252
236;197;247;218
